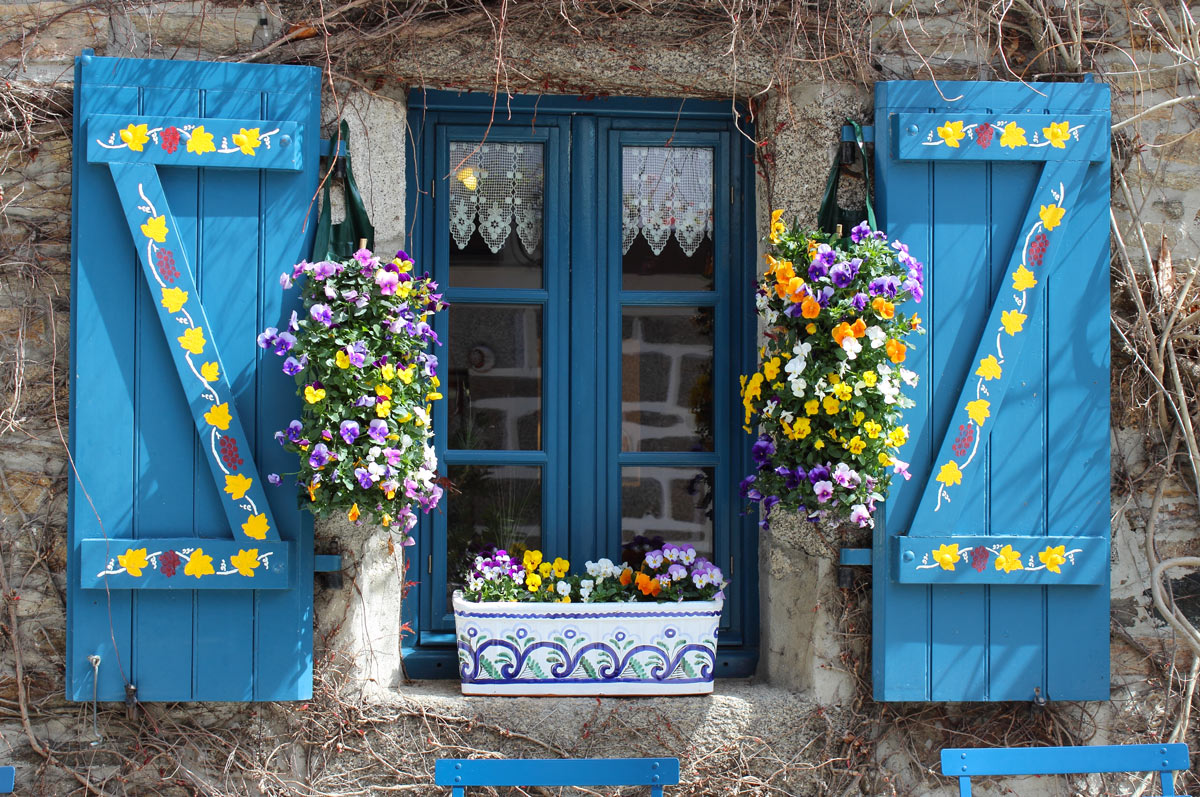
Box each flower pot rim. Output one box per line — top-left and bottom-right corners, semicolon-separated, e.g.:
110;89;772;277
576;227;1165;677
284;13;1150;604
452;590;723;615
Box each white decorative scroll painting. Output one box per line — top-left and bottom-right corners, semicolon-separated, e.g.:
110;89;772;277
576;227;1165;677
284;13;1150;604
449;141;544;254
622;146;713;257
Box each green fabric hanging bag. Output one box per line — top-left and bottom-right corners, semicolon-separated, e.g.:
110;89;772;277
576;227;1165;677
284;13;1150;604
311;120;375;261
816;119;876;240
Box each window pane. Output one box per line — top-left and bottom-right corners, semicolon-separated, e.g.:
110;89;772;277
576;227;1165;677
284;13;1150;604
621;146;713;291
446;464;542;609
447;304;542;451
621;466;714;561
449;141;543;289
621;307;714;452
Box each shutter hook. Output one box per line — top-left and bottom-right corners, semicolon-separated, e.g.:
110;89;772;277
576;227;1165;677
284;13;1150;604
87;654;102;745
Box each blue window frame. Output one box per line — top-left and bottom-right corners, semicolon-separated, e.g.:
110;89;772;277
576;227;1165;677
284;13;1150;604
403;91;759;678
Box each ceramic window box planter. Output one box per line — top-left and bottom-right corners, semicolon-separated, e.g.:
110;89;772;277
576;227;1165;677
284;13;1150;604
452;591;723;696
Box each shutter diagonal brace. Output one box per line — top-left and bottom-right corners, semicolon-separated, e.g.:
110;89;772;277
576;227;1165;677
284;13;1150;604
107;161;282;545
905;158;1090;537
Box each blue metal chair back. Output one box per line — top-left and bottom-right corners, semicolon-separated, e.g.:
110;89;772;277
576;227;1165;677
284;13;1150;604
435;757;679;796
941;744;1191;797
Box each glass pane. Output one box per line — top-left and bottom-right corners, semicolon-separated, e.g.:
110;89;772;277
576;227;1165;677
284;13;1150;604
447;304;542;451
621;146;714;291
621;307;714;452
446;464;542;609
621;466;714;567
448;141;544;289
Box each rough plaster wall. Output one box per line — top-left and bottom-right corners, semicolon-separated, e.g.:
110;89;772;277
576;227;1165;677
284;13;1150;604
0;0;1197;794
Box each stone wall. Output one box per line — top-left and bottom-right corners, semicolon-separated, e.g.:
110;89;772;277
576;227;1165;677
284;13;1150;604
0;1;1197;795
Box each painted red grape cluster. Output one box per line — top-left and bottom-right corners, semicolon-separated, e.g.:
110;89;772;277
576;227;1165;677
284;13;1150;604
159;550;181;577
161;126;180;154
156;248;179;283
1028;233;1049;267
975;122;993;149
970;546;990;572
952;422;975;457
219;435;244;471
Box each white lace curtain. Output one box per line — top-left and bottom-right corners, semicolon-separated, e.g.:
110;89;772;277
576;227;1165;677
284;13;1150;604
622;147;713;258
449;141;544;255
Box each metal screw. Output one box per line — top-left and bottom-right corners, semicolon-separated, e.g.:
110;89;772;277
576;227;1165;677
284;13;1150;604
279;135;291;148
907;124;919;135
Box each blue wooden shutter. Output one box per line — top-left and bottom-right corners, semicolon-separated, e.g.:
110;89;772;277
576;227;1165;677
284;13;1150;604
872;80;1111;701
67;53;319;702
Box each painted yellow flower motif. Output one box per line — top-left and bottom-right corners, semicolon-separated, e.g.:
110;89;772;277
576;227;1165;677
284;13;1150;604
965;399;990;426
242;513;270;540
936;461;963;486
1043;121;1070;149
304;386;326;404
160;286;188;313
994;544;1024;573
187;126;216;154
976;355;1002;381
1012;264;1037;292
932;543;959;571
178;326;206;355
348;503;360;522
200;362;219;382
230;549;260;577
937;120;965;148
1039;203;1065;231
184;548;215;578
1038;545;1067;573
224;473;253;500
232;127;261;156
999;121;1027;148
141;215;169;243
1001;309;1027;336
120;123;150;152
863;420;882;439
118;547;149;577
204;402;232;430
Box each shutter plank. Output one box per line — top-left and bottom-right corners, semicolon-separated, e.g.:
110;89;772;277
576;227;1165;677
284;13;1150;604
192;88;262;701
133;85;201;700
68;79;138;702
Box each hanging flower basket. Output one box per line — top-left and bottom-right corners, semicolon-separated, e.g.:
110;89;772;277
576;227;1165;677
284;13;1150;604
453;546;726;696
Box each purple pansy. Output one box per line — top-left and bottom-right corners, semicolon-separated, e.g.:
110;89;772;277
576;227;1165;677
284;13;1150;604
311;303;333;327
354;467;374;489
368;419;389;444
339;420;360;444
274;332;296;355
308;443;332;468
257;327;278;349
813;480;834;503
282;357;303;376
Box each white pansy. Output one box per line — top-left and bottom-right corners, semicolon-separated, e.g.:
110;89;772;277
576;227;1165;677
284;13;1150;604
866;325;887;348
877;362;893;376
369;445;382;459
556;580;571;596
784;354;808;379
755;293;770;311
792;341;812;359
879;378;901;404
779;410;795;424
791;378;808;397
763;308;779;325
899;367;918;387
841;336;862;360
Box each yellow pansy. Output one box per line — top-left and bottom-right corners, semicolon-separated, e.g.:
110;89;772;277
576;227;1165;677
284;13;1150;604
335;351;351;369
1043;120;1070;149
888;426;908;448
1039;203;1065;231
936;461;962;486
783;418;811;440
178;326;206;354
965;399;990;427
204;402;232;430
304;385;326;404
863;420;882;439
1012;265;1037;291
1038;545;1067;574
118;547;149;577
848;436;866;455
1001;309;1027;336
375;401;391;417
805;399;820;416
160;286;188;314
822;396;840;415
538;561;552;579
769;208;786;244
976;355;1002;381
376;383;393;398
763;357;781;382
832;382;853;401
223;473;253;500
852;410;865;426
999;121;1027;148
200;361;219;382
187;126;216;154
526;572;543;592
994;545;1024;573
120;123;150;152
398;366;415;385
427;392;443;402
142;215;169;243
232;127;261;156
932;543;959;571
937;120;965;147
813;439;825;450
184;548;215;578
551;557;570;578
230;549;260;577
805;323;817;334
862;371;878;388
348;503;360;522
381;513;392;527
523;549;543;572
878;452;892;467
381;363;396;381
242;513;270;540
